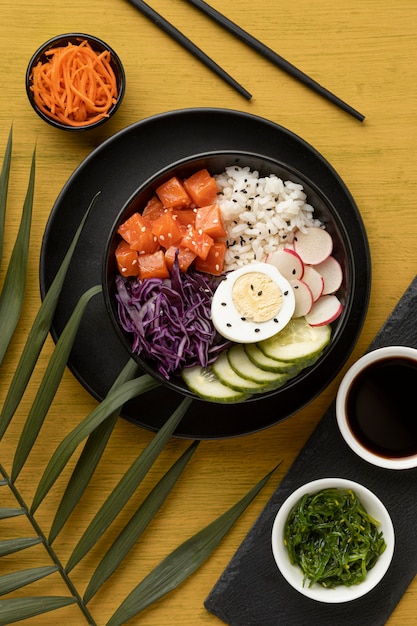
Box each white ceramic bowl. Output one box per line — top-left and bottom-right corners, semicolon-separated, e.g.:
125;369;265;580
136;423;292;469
336;346;417;470
271;478;394;603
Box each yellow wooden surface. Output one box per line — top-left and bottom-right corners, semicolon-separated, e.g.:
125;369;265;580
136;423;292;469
1;0;416;624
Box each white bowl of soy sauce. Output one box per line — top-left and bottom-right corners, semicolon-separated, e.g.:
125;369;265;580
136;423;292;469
336;346;417;469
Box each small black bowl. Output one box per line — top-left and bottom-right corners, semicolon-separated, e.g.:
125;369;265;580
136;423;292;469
26;32;126;131
102;150;352;402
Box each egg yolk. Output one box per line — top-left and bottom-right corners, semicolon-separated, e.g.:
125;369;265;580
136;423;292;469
231;272;283;323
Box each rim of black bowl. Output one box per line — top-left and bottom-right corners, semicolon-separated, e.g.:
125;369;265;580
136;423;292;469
25;32;126;132
103;149;353;402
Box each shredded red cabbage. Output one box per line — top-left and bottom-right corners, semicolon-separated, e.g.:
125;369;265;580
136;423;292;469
115;259;228;379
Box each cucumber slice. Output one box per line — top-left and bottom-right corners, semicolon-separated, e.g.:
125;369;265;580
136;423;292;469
181;365;250;403
258;317;331;362
212;349;271;393
227;344;289;387
244;343;304;375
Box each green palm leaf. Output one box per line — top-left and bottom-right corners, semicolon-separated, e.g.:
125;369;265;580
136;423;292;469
48;358;140;544
0;508;24;520
0;191;100;439
0;147;35;365
84;439;200;603
0;537;41;557
65;396;193;573
0;134;283;625
0;566;58;595
31;374;161;514
11;285;102;481
0;127;12;263
107;463;280;625
0;597;76;624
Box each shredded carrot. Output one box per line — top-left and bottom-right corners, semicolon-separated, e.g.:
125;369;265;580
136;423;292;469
30;40;119;127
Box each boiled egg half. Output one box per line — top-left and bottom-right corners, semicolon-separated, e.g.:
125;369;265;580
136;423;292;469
211;262;295;343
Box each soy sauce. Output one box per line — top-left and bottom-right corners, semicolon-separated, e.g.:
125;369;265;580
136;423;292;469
346;356;417;458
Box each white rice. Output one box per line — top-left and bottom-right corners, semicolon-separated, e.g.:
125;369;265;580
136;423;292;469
215;166;323;272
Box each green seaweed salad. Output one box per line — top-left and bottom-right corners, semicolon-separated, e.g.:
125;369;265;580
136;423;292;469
283;488;386;588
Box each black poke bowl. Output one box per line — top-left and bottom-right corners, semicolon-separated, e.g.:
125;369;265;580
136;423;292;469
102;150;370;408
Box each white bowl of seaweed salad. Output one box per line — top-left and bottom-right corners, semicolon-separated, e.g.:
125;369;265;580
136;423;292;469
271;478;394;602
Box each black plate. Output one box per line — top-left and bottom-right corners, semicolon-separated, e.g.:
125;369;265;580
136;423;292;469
39;108;371;439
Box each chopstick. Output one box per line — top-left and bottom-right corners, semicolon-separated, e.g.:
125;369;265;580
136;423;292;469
183;0;365;122
124;0;252;100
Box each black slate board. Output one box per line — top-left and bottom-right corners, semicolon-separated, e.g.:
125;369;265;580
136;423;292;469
205;276;417;626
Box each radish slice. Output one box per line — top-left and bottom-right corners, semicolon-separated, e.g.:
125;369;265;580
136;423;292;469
290;279;313;317
315;256;343;294
266;248;304;280
293;227;333;265
302;265;324;302
305;295;343;326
